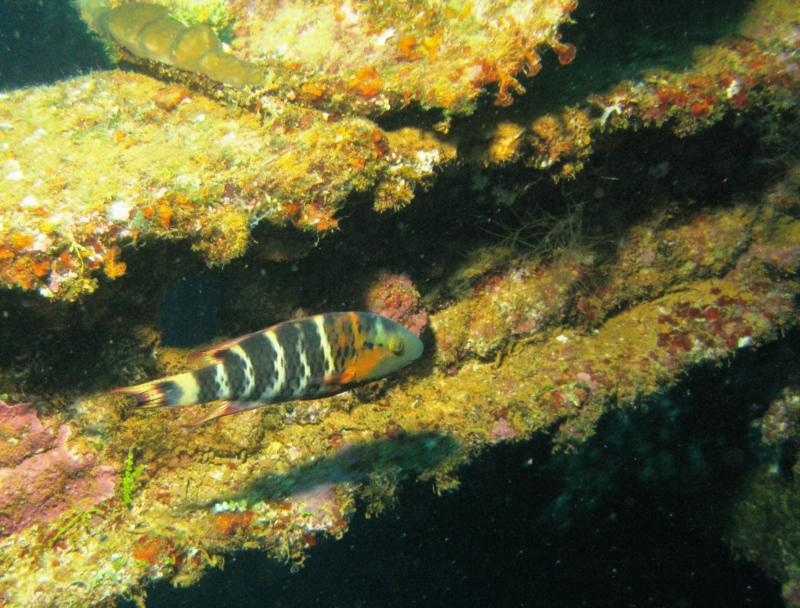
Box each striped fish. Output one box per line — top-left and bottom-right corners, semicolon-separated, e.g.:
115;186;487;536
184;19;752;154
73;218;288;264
113;312;423;426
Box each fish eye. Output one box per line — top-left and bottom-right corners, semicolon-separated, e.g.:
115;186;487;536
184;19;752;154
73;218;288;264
388;336;405;355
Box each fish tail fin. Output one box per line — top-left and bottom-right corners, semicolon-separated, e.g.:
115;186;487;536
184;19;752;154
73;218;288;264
112;372;197;409
111;380;173;408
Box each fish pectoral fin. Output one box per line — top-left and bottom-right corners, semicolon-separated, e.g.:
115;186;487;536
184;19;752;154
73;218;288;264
185;400;264;427
319;368;358;394
334;367;357;385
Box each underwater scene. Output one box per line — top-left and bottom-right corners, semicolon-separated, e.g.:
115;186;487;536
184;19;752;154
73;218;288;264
0;0;799;606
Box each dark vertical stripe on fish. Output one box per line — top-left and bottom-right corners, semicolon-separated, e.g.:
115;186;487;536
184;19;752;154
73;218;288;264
220;350;247;400
299;318;324;393
342;314;355;345
357;313;375;341
323;314;339;374
276;322;301;399
332;315;355;372
195;366;220;402
156;380;182;404
241;332;277;401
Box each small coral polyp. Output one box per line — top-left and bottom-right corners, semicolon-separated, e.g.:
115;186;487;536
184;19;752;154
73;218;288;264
98;3;262;87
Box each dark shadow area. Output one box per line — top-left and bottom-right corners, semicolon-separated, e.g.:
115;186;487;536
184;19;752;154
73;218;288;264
0;0;108;89
125;329;800;608
190;433;460;510
520;0;755;112
278;113;771;318
159;272;225;348
0;240;209;397
544;326;800;531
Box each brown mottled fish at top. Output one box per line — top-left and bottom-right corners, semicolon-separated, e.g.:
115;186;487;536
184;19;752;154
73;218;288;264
96;2;263;87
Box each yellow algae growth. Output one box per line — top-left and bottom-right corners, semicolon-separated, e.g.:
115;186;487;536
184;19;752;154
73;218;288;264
76;0;578;115
97;2;262;88
0;69;457;298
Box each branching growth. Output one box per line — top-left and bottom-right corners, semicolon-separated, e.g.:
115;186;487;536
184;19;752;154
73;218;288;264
121;446;145;508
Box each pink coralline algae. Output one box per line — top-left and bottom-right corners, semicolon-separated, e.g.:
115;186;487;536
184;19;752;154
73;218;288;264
432;256;588;367
749;243;800;275
0;401;116;537
290;483;343;530
365;272;428;336
0;400;51;467
574;372;600;395
489;417;518;443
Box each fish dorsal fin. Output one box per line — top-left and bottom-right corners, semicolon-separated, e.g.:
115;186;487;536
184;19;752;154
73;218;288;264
189;329;264;362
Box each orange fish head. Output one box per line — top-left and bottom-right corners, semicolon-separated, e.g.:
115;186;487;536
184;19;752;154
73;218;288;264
355;314;424;382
